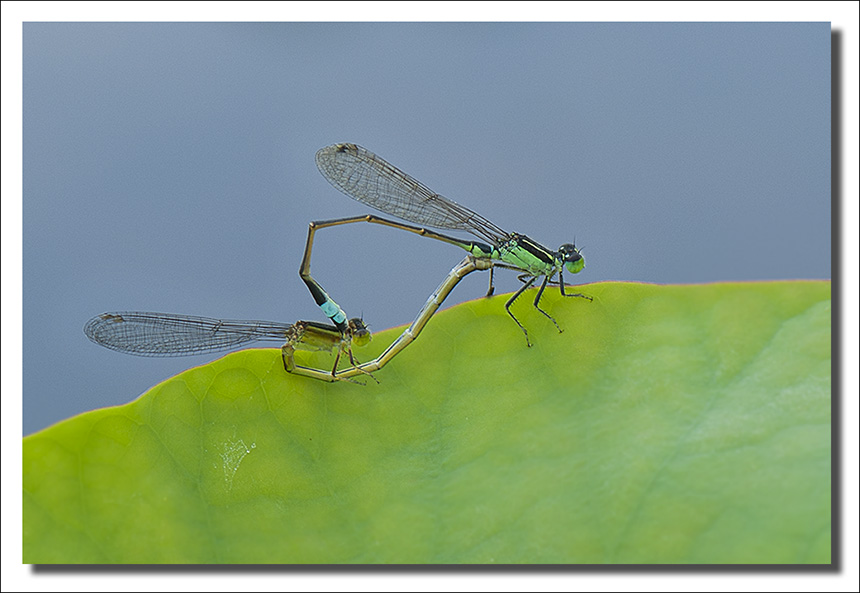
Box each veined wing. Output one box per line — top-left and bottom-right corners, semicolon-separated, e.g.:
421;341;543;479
84;312;293;356
315;143;508;245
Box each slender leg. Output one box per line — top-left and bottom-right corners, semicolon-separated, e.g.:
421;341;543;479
282;342;344;382
505;276;537;347
341;340;379;384
303;216;586;353
321;332;381;384
281;342;296;373
532;274;564;333
280;322;369;384
329;347;343;379
557;269;593;301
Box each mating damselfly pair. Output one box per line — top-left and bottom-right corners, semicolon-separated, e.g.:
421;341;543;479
86;143;590;382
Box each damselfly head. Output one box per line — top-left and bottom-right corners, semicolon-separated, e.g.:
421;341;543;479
348;317;373;346
558;243;585;274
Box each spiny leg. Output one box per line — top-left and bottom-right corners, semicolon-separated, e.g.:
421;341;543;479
505;276;536;347
281;343;297;372
343;344;379;384
331;342;382;385
319;346;368;385
487;262;535;298
281;326;362;384
328;346;343;380
485;266;495;297
532;274;564;333
557;269;593;301
281;324;303;372
546;275;593;297
515;271;576;335
282;335;341;381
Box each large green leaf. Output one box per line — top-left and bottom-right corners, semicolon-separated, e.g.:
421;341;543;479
24;281;831;564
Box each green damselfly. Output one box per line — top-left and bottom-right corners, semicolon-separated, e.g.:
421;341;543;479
302;143;591;346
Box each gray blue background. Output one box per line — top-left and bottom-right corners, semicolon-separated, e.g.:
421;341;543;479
24;22;831;434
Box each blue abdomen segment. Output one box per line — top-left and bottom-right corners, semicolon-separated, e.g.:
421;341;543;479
303;276;348;332
320;299;347;326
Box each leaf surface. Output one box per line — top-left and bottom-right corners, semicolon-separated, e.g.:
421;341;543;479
23;281;831;563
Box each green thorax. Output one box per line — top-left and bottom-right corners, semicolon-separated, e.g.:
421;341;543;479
463;233;585;277
495;234;559;276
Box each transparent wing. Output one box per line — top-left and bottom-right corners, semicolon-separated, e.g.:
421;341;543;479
315;143;508;244
84;312;294;357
